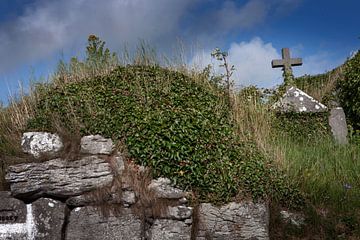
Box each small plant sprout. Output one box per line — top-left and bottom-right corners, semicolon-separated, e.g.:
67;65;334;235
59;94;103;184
211;47;235;107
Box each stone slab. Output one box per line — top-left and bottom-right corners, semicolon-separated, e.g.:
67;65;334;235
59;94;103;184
80;135;114;155
195;202;269;240
65;206;142;240
329;107;348;144
5;156;120;199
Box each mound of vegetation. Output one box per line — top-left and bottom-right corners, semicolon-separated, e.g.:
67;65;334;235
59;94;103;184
26;63;302;205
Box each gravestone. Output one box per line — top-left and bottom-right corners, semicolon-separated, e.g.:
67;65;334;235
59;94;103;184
0;192;66;240
329;107;349;144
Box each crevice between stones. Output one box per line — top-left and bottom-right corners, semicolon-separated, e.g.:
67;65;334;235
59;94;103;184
61;206;71;240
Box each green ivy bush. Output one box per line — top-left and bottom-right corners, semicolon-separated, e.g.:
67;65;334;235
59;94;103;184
27;65;303;206
338;51;360;130
273;112;331;143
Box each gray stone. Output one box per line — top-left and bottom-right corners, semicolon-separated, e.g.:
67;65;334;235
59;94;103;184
21;132;63;158
273;87;327;113
196;202;269;240
31;198;66;240
329;107;348;144
0;193;65;240
5;156;117;199
80;135;114;155
66;190;136;207
147;219;191;240
65;206;142;240
148;178;186;199
279;210;305;228
167;206;193;220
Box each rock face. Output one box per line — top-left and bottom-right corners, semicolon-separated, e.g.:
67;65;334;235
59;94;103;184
329;107;348;144
195;202;269;240
0;192;66;240
65;206;142;240
273;86;327;113
21;132;63;158
80;135;114;155
5;156;120;199
2;132;273;240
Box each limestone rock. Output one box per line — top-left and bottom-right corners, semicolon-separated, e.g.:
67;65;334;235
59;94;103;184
5;156;117;199
66;190;136;207
31;198;66;240
80;135;114;155
148;178;186;199
329;107;348;144
65;206;142;240
22;132;63;158
196;202;269;240
147;219;191;240
167;206;193;220
273;87;327;113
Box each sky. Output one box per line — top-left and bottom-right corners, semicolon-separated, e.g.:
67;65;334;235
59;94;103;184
0;0;359;104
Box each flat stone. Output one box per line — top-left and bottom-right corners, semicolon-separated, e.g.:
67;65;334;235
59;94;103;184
80;135;114;155
329;107;348;144
147;219;191;240
273;87;327;113
65;206;142;240
196;201;269;240
22;132;63;158
148;178;186;199
5;156;117;200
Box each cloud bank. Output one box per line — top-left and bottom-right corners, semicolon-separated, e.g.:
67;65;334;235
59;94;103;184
0;0;303;74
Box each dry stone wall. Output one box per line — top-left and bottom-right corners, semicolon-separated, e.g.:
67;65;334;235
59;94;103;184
0;132;270;240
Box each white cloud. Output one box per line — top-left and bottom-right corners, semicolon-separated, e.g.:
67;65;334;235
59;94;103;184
190;37;283;88
190;37;342;89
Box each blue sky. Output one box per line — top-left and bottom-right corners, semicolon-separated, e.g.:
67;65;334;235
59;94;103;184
0;0;359;104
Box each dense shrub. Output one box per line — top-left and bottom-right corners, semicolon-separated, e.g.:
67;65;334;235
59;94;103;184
338;51;360;130
27;65;303;205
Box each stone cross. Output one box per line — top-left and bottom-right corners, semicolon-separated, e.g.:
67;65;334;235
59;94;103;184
272;48;302;84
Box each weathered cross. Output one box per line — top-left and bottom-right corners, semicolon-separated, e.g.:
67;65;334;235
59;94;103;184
272;48;302;84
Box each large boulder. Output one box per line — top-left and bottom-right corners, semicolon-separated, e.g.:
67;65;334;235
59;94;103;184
5;155;124;199
65;206;142;240
195;202;269;240
21;132;63;158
